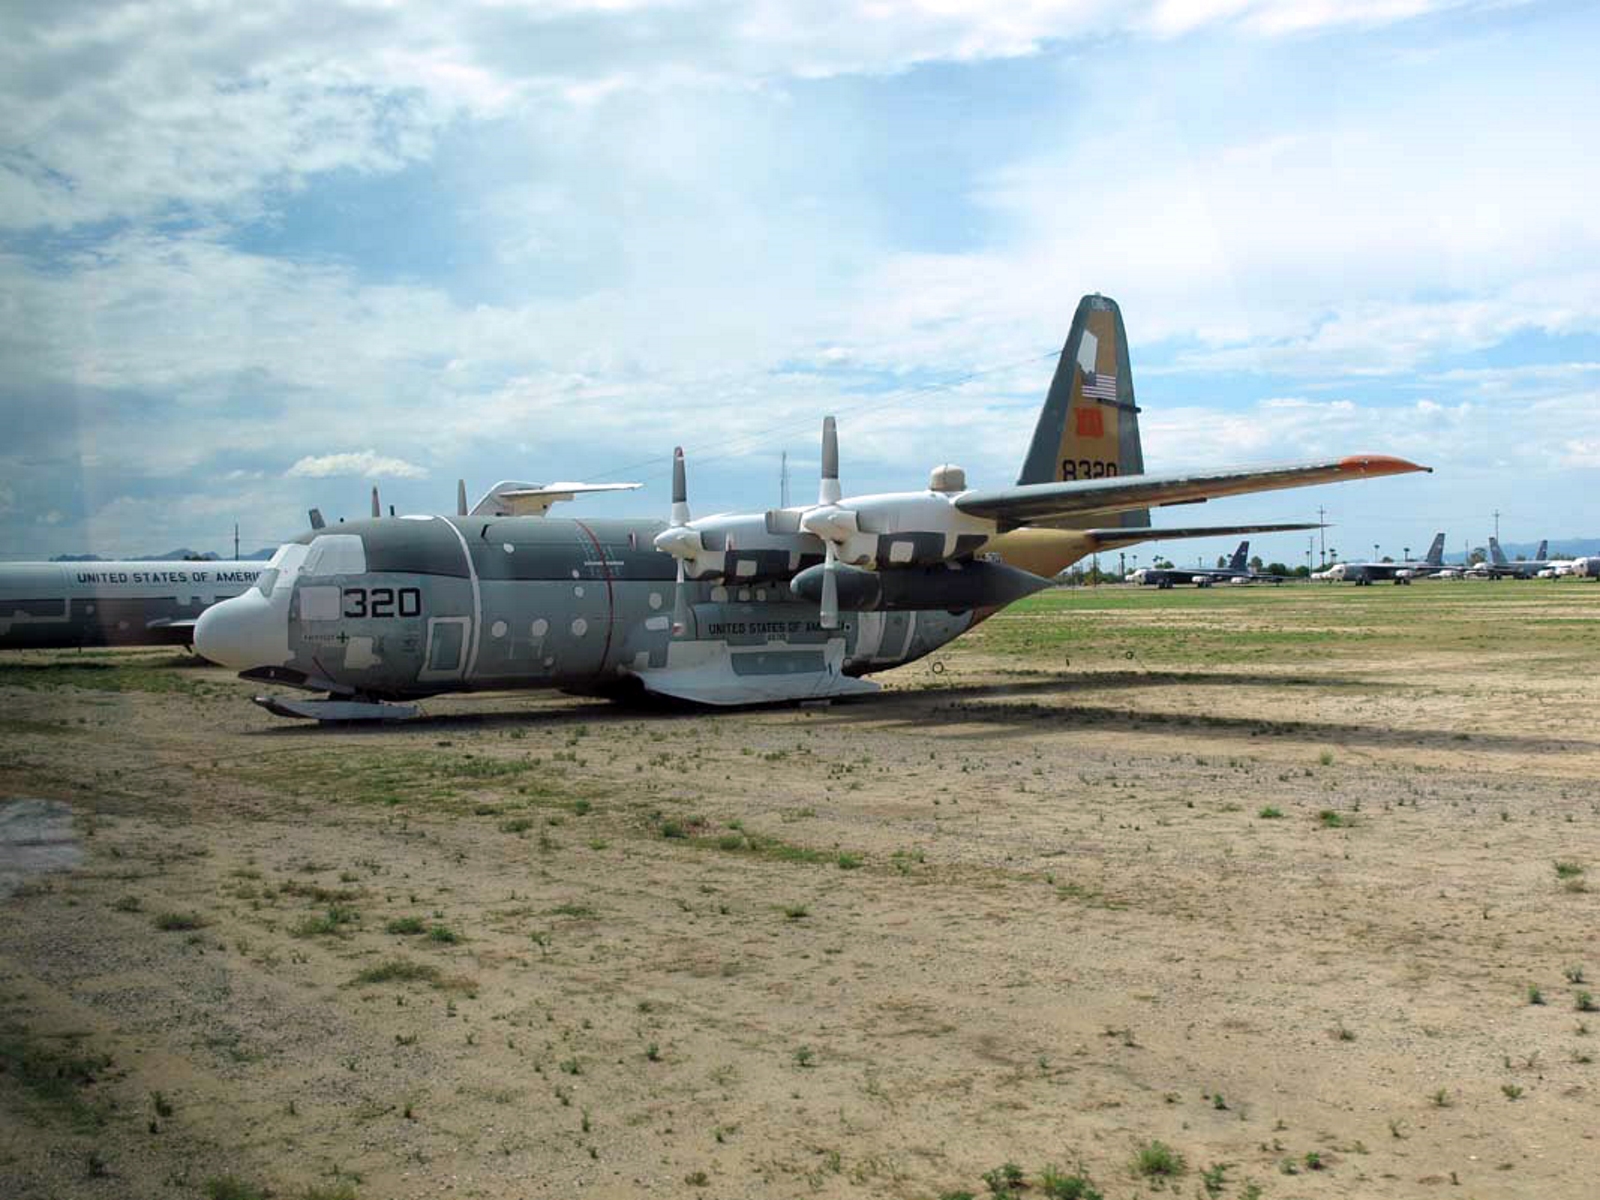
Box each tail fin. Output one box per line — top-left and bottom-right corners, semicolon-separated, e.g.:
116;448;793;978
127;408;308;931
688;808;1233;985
1423;532;1445;567
1535;539;1548;560
1228;541;1249;571
1017;294;1147;527
1489;536;1507;565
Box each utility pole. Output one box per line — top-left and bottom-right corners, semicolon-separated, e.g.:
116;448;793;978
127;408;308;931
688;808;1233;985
1493;509;1501;542
780;452;790;509
1119;551;1125;581
234;523;239;561
1317;506;1326;566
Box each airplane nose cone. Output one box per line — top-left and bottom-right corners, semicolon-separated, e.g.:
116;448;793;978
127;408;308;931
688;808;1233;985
195;591;289;671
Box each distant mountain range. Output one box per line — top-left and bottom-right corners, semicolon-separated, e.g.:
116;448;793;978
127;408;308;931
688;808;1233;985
49;548;278;563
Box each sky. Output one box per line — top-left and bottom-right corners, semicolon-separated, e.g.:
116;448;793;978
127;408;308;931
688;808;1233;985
3;0;1598;566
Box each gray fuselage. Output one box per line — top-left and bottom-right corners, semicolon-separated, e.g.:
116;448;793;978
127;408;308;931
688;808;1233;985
0;560;263;649
205;516;974;702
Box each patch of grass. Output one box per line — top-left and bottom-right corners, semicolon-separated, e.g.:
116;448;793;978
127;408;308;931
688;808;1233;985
1039;1166;1103;1200
293;904;360;937
1316;809;1348;829
0;1024;115;1129
351;958;444;987
1577;991;1596;1013
548;902;596;918
1555;860;1585;879
1257;805;1284;819
782;904;810;920
1133;1140;1186;1180
385;916;426;935
1528;983;1546;1006
981;1163;1025;1198
153;911;206;931
427;924;461;944
111;894;142;912
1501;1083;1524;1101
835;852;863;870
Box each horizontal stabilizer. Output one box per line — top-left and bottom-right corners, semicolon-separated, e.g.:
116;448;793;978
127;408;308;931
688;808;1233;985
470;480;642;517
958;456;1428;529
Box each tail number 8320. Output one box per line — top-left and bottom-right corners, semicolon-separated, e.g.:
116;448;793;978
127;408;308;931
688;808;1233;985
342;586;423;618
1060;459;1119;480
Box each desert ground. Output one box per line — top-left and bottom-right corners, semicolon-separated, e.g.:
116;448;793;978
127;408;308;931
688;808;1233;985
2;582;1598;1200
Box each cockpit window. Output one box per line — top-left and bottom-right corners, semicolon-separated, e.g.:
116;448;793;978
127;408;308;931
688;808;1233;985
301;534;367;578
256;543;309;596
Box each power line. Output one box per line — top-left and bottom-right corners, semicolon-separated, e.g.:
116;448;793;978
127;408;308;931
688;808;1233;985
584;349;1060;484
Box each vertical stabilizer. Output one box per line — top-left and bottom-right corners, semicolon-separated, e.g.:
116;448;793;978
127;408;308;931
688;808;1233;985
1535;539;1548;561
1228;541;1250;572
1489;536;1507;566
1423;532;1445;567
1017;294;1147;528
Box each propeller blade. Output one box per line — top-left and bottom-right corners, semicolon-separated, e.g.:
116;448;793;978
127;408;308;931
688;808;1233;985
672;560;689;636
457;479;468;517
819;416;841;506
371;486;381;519
820;541;839;629
671;446;691;526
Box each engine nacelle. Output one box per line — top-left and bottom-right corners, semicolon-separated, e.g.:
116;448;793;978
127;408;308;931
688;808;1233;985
790;559;1050;613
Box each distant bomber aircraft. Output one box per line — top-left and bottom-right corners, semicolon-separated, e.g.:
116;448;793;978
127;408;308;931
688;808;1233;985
1323;533;1446;585
1128;541;1287;588
1467;537;1560;580
196;294;1431;719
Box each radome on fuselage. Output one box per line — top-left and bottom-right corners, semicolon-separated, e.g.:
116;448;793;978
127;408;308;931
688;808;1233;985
196;294;1430;719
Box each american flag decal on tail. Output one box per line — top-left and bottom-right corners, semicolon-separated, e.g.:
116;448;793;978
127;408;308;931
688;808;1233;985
1082;370;1118;401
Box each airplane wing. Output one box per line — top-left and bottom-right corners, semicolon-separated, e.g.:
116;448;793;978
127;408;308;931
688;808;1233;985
1080;521;1319;553
470;481;642;517
956;456;1428;530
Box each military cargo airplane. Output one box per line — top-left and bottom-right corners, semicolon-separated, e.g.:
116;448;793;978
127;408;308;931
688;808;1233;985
1128;541;1288;588
195;294;1430;719
1322;533;1446;585
0;559;265;649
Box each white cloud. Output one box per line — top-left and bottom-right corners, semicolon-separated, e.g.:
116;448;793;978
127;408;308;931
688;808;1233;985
286;451;428;480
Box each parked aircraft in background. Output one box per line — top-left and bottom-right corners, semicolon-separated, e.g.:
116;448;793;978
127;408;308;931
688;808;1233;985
0;559;264;649
1467;537;1558;579
1128;541;1287;588
195;293;1429;719
1322;533;1446;585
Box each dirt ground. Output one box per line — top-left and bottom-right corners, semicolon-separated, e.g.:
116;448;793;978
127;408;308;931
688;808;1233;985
2;583;1597;1200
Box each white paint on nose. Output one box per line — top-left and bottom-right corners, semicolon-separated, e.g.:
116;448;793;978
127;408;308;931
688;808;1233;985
195;590;291;671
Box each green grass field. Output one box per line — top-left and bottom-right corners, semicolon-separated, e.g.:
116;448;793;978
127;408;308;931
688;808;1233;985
965;581;1600;665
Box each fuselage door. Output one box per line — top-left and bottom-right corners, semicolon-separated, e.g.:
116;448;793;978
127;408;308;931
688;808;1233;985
420;616;471;682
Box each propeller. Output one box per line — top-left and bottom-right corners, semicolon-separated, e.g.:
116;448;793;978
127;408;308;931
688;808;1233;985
370;486;381;519
651;447;703;636
798;416;857;630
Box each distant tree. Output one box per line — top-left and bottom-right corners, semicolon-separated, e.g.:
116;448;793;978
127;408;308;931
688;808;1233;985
1292;565;1311;578
1153;558;1174;569
1381;556;1395;563
1264;562;1291;577
1215;555;1227;568
1470;547;1487;564
1249;555;1264;572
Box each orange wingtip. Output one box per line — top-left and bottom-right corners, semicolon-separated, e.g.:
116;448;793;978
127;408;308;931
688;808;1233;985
1336;454;1432;475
